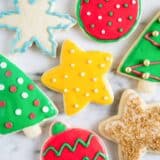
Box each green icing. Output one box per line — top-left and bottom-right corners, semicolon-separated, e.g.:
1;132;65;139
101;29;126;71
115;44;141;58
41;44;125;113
0;54;58;134
42;134;108;160
51;122;67;135
118;12;160;82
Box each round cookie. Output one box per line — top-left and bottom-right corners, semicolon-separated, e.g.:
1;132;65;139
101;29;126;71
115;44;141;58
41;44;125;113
0;54;58;138
76;0;141;42
41;122;109;160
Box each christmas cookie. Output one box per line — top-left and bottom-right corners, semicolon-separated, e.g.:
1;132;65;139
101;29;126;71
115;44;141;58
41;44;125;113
99;89;160;160
0;0;76;57
76;0;141;42
0;54;58;138
41;122;109;160
118;12;160;92
41;40;114;116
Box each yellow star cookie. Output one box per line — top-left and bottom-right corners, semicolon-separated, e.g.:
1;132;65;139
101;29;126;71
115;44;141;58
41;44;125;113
99;89;160;160
41;40;113;115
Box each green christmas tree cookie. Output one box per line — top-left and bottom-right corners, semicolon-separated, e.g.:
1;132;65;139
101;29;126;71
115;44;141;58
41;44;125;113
0;54;58;138
118;12;160;92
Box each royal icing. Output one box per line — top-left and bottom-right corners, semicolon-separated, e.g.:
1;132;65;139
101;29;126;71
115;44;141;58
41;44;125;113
99;89;160;160
41;122;109;160
41;40;114;116
118;12;160;82
0;54;58;134
76;0;141;42
0;0;76;57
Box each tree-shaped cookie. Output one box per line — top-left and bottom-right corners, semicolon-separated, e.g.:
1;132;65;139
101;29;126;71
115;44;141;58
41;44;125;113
118;12;160;92
99;89;160;160
41;122;109;160
0;54;58;138
0;0;76;56
41;40;114;116
76;0;141;42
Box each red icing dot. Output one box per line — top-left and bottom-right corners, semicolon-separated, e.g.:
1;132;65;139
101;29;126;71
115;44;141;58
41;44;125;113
28;84;34;90
29;113;36;119
0;101;5;107
5;70;12;77
33;99;40;106
10;86;17;93
5;122;13;129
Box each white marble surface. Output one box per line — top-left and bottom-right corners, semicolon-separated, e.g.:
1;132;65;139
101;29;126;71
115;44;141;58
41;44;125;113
0;0;160;160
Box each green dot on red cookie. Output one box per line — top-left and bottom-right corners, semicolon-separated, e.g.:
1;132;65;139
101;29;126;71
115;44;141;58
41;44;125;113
5;122;13;129
0;101;6;107
5;70;12;77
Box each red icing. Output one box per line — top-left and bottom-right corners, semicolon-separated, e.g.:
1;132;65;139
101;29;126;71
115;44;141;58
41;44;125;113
79;0;139;40
0;101;6;107
33;99;40;106
10;86;17;93
5;70;12;77
5;122;13;129
29;113;36;119
28;84;34;90
42;128;107;160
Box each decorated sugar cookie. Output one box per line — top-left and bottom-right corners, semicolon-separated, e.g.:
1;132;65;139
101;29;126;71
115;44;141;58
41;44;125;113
41;40;114;116
41;122;109;160
0;0;76;57
76;0;141;42
0;54;58;138
99;89;160;160
118;12;160;92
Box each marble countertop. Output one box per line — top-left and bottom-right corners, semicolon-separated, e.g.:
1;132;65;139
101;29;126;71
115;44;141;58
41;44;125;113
0;0;160;160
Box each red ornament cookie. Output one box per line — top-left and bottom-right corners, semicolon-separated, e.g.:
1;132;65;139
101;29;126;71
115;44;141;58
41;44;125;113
76;0;141;42
41;122;109;160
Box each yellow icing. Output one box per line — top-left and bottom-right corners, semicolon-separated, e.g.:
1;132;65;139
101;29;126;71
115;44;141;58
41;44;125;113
41;40;114;115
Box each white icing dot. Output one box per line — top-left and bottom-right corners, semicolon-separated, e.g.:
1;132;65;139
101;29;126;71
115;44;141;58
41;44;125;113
85;93;90;97
75;88;80;92
64;75;69;79
74;104;79;108
87;11;91;16
70;64;75;68
64;88;68;93
15;108;22;116
52;78;57;82
42;106;49;113
87;59;92;64
17;77;24;84
21;92;29;99
132;0;136;4
104;96;108;100
69;49;75;54
98;15;103;20
118;17;123;22
101;29;106;35
92;78;97;82
0;84;5;91
80;72;86;77
100;64;106;68
116;4;121;9
93;89;99;93
0;62;7;69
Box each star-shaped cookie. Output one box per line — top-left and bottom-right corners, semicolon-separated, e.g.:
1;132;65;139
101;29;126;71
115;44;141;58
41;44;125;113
41;40;114;115
99;89;160;160
0;0;76;56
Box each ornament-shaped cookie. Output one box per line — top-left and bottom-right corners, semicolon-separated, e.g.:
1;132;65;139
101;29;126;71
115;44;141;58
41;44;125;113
41;122;109;160
76;0;141;42
41;40;114;116
0;0;76;56
118;12;160;92
0;54;58;138
99;89;160;160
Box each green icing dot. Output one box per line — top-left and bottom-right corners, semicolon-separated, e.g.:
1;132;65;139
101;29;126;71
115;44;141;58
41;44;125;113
83;157;90;160
90;24;95;28
118;28;124;33
128;16;133;20
51;122;67;135
98;3;103;8
108;11;114;17
107;21;113;26
84;0;89;3
123;3;129;8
